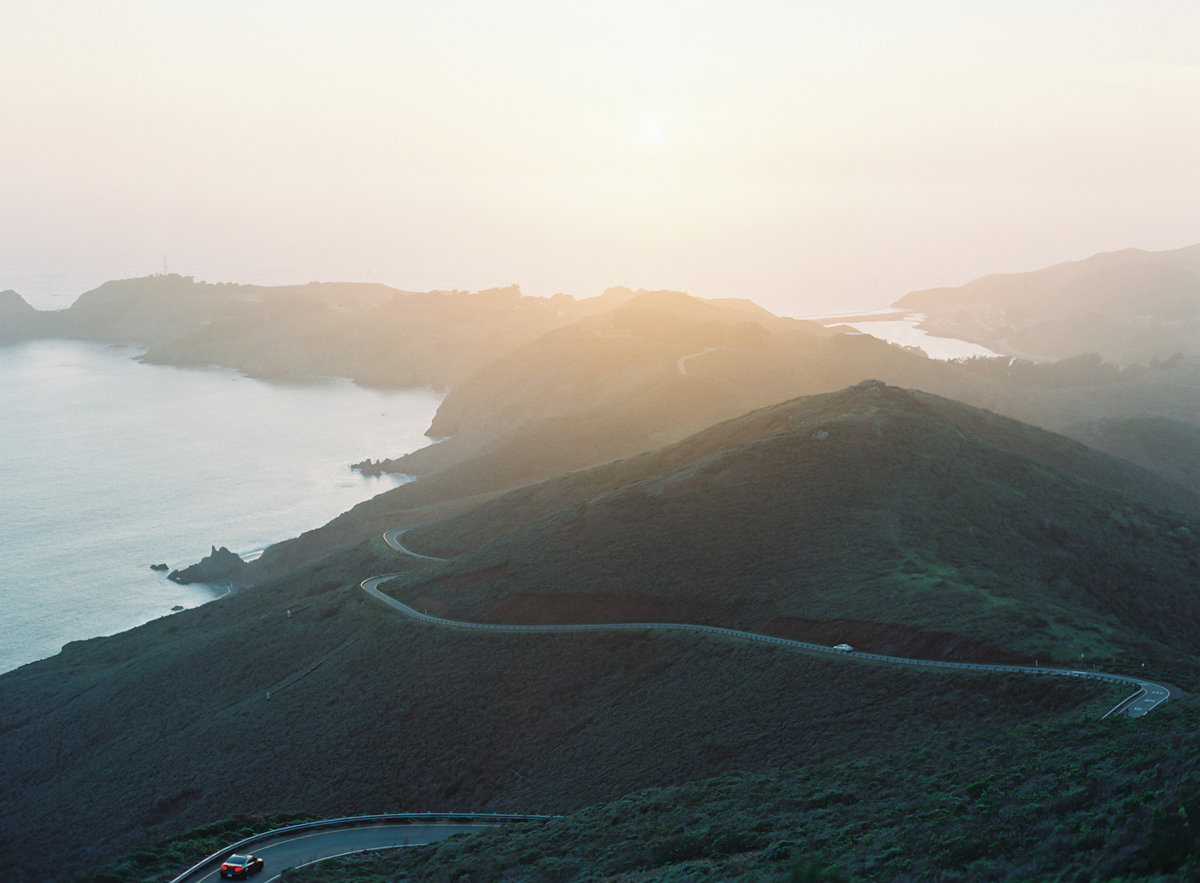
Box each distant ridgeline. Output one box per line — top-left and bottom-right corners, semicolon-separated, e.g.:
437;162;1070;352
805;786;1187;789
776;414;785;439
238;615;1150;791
895;242;1200;365
0;276;810;389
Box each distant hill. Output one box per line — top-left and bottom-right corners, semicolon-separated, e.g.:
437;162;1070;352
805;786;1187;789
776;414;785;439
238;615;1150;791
0;289;57;342
1;276;726;388
895;243;1200;364
368;291;1200;492
250;315;1200;586
1062;416;1200;497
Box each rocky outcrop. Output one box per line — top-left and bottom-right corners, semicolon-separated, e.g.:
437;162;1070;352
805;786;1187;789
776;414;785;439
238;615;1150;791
350;458;407;476
168;546;251;587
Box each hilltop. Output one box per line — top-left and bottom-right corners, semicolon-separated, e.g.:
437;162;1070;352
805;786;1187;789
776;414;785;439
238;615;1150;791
248;319;1200;587
388;383;1200;670
0;289;56;342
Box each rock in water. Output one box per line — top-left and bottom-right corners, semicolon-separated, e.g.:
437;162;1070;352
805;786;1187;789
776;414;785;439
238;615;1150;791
168;546;251;586
150;563;169;571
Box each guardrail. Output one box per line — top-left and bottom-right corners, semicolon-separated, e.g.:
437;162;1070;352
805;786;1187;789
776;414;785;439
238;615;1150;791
169;812;556;883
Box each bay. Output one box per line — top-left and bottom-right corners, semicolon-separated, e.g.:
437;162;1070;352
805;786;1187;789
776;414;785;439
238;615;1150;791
843;316;1002;360
0;339;442;673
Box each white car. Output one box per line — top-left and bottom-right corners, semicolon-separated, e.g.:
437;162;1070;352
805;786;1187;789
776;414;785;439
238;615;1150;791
832;643;853;652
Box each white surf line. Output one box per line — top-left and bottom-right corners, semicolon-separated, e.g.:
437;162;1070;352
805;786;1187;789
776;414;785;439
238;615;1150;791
361;548;1171;719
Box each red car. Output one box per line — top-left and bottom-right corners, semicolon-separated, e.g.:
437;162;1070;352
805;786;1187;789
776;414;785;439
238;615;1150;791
219;854;264;879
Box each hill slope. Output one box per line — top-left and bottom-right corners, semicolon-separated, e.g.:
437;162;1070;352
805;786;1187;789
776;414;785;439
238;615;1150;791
6;385;1192;882
0;539;1121;883
1062;416;1200;498
389;383;1200;670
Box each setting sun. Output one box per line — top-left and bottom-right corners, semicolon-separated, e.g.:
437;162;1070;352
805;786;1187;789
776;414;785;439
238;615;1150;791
638;110;666;146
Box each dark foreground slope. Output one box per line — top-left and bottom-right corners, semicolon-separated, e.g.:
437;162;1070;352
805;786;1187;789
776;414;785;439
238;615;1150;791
390;383;1200;673
282;704;1200;883
0;541;1121;883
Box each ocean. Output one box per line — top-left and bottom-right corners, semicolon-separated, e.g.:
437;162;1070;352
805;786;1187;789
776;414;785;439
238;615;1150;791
0;338;442;673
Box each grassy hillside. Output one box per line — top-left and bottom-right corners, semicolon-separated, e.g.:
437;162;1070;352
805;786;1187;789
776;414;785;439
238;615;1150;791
387;383;1200;676
279;700;1200;883
0;526;1126;883
6;385;1199;882
249;347;1200;587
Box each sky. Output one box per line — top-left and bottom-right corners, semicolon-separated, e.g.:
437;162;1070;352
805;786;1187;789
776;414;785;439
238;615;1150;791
2;1;1198;316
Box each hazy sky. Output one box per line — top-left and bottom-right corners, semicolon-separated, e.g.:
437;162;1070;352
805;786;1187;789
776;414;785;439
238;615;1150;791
3;1;1198;315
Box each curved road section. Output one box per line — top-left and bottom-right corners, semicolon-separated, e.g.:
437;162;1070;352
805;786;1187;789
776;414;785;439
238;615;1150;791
373;530;1170;719
173;815;552;883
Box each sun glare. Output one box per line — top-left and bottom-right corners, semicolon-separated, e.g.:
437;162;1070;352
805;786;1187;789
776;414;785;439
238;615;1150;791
638;111;666;146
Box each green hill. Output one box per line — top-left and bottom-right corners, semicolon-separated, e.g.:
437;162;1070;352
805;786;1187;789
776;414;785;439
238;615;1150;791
0;542;1123;883
390;383;1200;670
280;704;1200;883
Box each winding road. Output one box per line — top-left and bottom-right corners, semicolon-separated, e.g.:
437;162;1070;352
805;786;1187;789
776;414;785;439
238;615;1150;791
171;815;552;883
369;529;1170;719
179;524;1171;881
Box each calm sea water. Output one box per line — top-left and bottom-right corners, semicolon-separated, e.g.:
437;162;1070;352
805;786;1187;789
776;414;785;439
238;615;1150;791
0;339;442;673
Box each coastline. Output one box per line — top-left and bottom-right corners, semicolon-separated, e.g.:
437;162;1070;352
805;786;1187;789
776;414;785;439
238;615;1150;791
0;340;443;674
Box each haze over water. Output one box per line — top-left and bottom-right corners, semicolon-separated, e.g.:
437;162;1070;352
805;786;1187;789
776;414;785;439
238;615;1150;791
0;339;441;674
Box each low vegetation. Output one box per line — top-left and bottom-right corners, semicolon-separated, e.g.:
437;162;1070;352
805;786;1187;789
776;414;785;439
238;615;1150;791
280;702;1200;882
0;543;1125;882
6;274;1200;882
75;813;318;883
